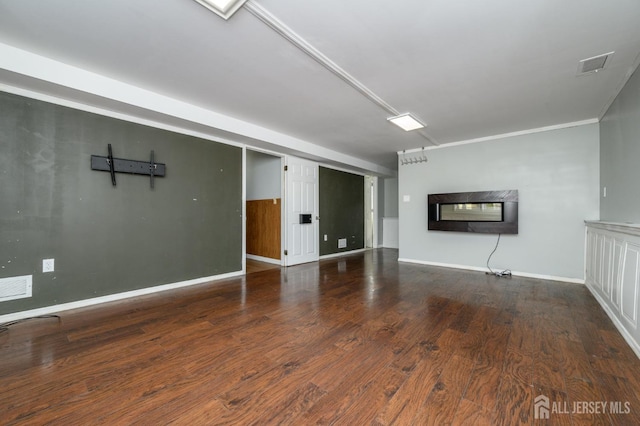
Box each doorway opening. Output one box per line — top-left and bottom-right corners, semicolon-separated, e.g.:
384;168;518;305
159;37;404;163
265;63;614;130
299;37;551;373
364;176;377;249
284;156;319;266
245;149;284;270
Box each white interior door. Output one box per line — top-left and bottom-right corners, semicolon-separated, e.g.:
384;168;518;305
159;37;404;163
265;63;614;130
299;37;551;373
285;156;319;266
364;176;374;248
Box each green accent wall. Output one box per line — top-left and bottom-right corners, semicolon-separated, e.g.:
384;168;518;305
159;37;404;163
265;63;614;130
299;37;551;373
0;91;242;315
319;167;364;256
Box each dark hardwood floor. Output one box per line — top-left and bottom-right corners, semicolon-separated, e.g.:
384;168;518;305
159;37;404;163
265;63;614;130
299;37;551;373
245;258;281;274
2;249;640;425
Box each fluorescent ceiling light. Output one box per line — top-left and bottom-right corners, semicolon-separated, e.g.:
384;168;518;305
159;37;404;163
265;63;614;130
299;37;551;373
387;113;425;131
193;0;248;20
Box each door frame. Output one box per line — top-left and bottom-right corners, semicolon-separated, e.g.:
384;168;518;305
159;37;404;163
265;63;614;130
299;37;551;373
283;155;320;266
364;175;379;249
243;150;378;271
318;164;378;251
243;146;286;272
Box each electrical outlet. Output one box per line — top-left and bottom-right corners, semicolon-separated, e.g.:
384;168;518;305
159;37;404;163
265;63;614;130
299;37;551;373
42;258;55;273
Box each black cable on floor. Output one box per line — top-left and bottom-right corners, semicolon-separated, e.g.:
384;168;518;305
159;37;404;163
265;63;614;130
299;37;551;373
486;233;511;277
0;314;61;334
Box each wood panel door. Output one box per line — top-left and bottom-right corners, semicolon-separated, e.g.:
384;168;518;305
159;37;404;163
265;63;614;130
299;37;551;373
246;199;281;260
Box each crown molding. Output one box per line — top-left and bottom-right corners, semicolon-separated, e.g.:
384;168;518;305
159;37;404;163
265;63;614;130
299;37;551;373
398;118;599;154
598;50;640;120
244;1;438;146
0;42;395;177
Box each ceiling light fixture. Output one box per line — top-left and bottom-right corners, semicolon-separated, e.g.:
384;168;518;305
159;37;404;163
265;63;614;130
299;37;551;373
244;2;438;146
192;0;248;20
387;113;425;131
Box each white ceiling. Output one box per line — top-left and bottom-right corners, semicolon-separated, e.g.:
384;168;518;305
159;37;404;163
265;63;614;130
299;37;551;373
0;0;639;174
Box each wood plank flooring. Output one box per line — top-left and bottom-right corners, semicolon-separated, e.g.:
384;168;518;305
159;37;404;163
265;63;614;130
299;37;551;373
245;259;281;274
2;248;640;425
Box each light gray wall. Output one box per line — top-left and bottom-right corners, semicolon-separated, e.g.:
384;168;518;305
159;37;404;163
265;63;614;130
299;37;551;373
398;124;600;280
246;150;281;200
376;177;399;247
384;177;399;217
600;66;640;223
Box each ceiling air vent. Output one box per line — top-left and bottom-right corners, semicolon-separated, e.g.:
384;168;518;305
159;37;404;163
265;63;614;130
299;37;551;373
577;52;614;75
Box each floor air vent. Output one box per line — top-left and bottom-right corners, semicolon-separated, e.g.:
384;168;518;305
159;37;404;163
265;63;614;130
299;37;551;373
0;275;33;302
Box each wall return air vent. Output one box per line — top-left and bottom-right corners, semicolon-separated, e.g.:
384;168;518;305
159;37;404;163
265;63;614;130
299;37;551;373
577;52;614;75
0;275;33;302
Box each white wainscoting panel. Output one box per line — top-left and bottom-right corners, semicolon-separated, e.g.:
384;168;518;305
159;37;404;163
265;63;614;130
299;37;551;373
612;240;624;309
621;244;639;328
585;221;640;358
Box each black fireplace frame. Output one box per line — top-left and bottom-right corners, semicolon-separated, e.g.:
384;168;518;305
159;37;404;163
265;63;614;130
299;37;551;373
427;190;518;234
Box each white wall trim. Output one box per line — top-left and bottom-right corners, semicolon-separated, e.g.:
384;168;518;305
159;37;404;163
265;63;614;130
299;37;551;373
585;220;640;237
246;145;286;160
0;81;396;178
372;176;379;248
598;51;640;120
398;258;585;284
398;119;599;154
0;83;245;149
0;42;394;177
320;248;367;260
319;162;368;177
242;146;247;274
244;0;437;148
319;161;398;180
585;223;640;360
246;254;282;265
586;280;640;359
0;270;243;324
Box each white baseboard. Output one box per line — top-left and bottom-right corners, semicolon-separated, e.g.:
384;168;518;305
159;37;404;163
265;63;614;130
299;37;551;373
0;270;244;323
397;258;584;285
320;248;367;260
246;254;282;265
585;280;640;359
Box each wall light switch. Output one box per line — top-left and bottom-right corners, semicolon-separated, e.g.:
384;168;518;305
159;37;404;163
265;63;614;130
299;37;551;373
403;195;411;202
43;259;55;273
603;186;607;197
324;234;328;241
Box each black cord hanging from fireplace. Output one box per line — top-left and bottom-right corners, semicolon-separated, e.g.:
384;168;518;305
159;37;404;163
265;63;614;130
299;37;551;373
91;144;166;189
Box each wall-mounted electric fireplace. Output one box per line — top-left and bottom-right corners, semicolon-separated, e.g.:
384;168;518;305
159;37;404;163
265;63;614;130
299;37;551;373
428;190;518;234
